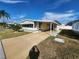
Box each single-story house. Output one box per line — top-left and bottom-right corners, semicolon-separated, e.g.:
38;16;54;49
67;19;79;32
72;20;79;32
20;19;60;32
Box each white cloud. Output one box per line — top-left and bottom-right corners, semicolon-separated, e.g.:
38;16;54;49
19;15;26;18
53;0;71;9
42;12;78;24
42;12;75;20
66;10;75;13
0;0;28;4
12;14;26;19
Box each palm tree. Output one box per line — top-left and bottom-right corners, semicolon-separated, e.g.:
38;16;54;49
0;10;10;28
0;10;10;21
0;10;10;59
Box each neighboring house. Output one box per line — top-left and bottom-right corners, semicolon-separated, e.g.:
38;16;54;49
20;19;60;32
72;21;79;32
67;19;79;32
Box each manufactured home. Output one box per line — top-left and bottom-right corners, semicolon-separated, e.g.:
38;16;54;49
72;20;79;32
67;19;79;32
20;20;60;32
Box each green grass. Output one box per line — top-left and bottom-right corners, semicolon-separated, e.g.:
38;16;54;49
0;29;30;40
46;36;55;40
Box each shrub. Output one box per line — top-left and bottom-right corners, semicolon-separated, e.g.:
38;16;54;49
8;24;22;31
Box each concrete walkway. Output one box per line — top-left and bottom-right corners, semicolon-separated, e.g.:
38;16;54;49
2;32;50;59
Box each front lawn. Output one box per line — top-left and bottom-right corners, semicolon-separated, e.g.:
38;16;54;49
0;29;30;40
34;36;79;59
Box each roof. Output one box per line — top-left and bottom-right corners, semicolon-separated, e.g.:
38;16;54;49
33;20;61;25
20;19;61;25
66;19;79;26
33;19;54;22
20;21;34;24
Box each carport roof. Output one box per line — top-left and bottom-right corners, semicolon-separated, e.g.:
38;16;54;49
20;19;61;25
33;20;61;25
20;21;34;24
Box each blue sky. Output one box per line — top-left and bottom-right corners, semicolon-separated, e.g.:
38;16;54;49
0;0;79;24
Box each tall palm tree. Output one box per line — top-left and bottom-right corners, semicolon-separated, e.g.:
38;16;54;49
0;10;10;28
0;10;10;59
0;10;10;21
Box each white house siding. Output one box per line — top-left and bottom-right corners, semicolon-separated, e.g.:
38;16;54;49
72;22;79;32
22;27;38;32
57;25;72;30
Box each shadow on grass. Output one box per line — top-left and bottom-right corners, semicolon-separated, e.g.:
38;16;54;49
59;30;79;40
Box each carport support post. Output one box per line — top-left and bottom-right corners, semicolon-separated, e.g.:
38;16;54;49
33;22;35;28
36;22;39;30
50;22;52;35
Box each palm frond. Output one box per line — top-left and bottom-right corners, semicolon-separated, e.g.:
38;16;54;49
0;10;10;19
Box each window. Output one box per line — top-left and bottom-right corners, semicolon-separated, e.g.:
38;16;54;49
22;24;33;28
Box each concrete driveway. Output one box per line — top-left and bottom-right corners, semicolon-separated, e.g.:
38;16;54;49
2;31;50;59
